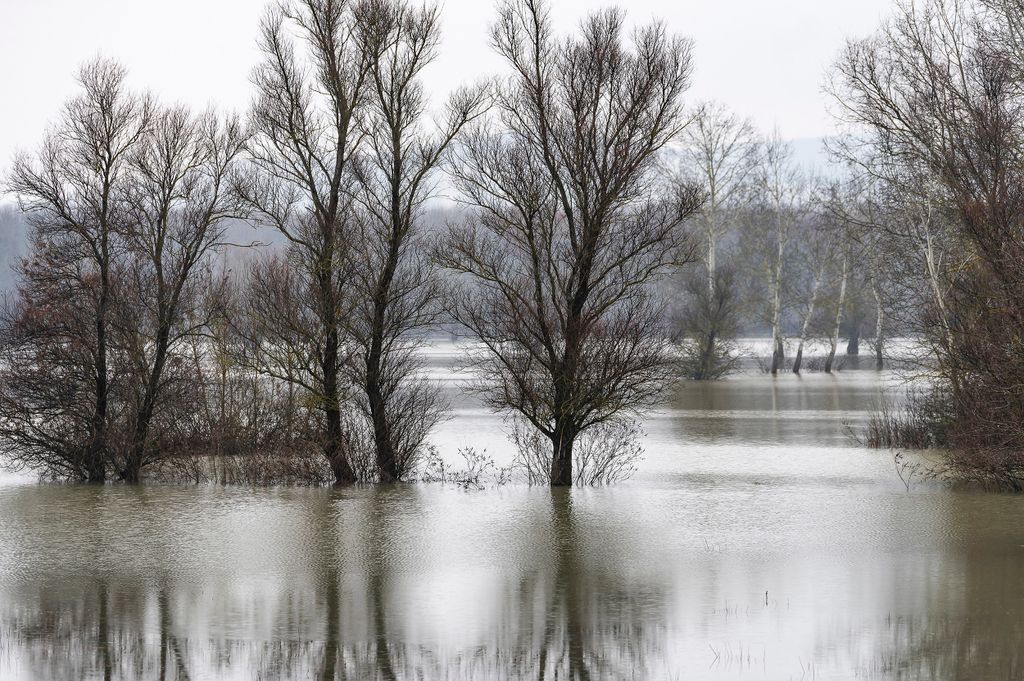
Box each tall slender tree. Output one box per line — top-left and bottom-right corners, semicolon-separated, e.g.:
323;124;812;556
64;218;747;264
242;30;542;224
350;0;488;482
750;131;808;375
237;0;373;484
679;102;756;297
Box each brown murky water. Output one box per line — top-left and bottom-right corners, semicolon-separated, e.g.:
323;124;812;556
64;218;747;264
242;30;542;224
1;342;1022;680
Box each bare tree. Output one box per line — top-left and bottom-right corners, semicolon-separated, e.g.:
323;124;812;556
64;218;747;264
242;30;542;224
824;236;851;374
675;102;755;379
830;0;1024;485
349;0;488;481
437;0;702;486
847;176;890;371
672;264;743;380
789;205;834;374
114;107;245;482
750;130;809;374
679;102;756;296
236;0;374;484
813;180;866;375
820;171;895;371
2;59;151;481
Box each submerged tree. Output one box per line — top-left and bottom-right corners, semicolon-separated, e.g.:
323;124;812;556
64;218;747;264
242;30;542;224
236;0;374;484
115;107;245;482
1;59;152;482
349;0;487;482
789;203;834;375
438;0;702;486
673;265;743;380
747;131;809;374
831;0;1024;486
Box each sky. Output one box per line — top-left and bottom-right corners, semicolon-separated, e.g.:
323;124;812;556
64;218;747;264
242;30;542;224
0;0;896;174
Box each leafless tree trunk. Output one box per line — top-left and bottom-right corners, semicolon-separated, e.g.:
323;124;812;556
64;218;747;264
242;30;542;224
350;1;488;482
753;131;806;375
438;0;701;485
825;250;849;374
237;0;374;484
871;277;885;370
792;265;824;375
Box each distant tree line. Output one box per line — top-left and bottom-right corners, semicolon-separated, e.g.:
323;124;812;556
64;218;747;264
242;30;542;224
670;113;889;380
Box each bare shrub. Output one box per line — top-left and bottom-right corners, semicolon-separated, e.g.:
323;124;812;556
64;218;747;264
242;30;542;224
420;447;512;490
864;387;952;450
893;451;922;492
150;451;210;485
510;417;644;486
943;448;1024;493
673;268;743;380
150;449;334;487
803;355;846;373
677;338;742;380
212;451;334;487
864;389;1024;492
754;355;776;374
336;410;381;483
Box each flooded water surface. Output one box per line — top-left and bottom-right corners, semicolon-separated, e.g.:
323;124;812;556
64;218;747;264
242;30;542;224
1;343;1022;680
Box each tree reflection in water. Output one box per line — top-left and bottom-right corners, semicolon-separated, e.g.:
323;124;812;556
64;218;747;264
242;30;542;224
1;485;1023;680
1;490;666;680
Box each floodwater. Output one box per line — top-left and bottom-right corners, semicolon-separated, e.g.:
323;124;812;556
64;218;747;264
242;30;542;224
1;342;1022;680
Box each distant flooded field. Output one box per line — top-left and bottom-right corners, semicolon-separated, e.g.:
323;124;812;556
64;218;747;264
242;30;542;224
1;341;1020;680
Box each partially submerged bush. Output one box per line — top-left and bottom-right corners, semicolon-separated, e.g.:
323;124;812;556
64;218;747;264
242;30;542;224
144;404;377;487
863;386;952;450
150;449;334;486
419;447;512;489
677;338;742;381
673;268;742;380
510;418;644;486
943;447;1024;493
863;386;1024;491
802;354;845;373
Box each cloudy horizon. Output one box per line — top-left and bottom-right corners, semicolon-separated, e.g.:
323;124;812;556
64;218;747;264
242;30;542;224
0;0;894;176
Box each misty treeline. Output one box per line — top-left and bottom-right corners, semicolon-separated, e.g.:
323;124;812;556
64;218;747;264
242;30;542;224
671;115;888;380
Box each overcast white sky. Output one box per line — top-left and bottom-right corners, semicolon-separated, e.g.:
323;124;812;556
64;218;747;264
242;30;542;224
0;0;896;168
